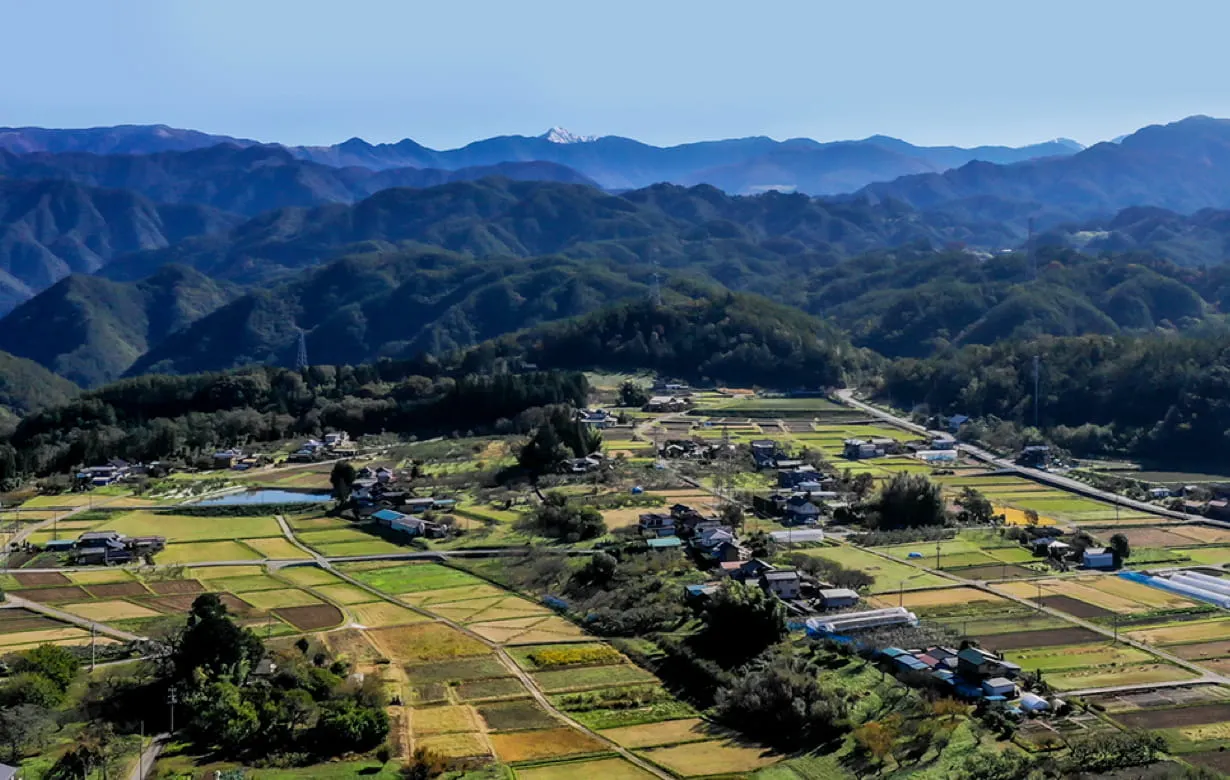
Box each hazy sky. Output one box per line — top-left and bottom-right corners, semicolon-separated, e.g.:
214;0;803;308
5;0;1229;149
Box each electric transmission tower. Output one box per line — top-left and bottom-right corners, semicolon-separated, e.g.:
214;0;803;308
295;329;309;371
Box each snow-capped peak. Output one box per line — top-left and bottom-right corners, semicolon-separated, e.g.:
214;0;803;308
542;127;597;144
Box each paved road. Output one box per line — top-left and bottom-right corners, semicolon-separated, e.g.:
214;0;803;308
3;594;145;642
833;389;1203;524
126;733;170;780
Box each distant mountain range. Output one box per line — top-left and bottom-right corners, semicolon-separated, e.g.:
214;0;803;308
0;123;1082;195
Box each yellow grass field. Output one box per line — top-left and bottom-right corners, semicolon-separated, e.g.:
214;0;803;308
996;578;1146;614
401;584;507;606
1172;525;1230;544
1047;663;1198;691
600;718;711;749
1179;723;1230;742
870;586;1007;610
601;508;650;530
66;569;135;585
489;727;606;763
350;601;430;628
4;636;118;654
313;583;380;605
415;732;490;759
242;537;307;559
185;565;265;579
1127;620;1230;646
515;758;658;780
239;588;323;609
104;512;282;542
368;622;489;663
1084;576;1201;609
996;506;1058;527
61;600;161;621
0;627;89;647
638;739;780;776
159;541;263;565
470;615;587;645
278;566;344;587
412;704;479;735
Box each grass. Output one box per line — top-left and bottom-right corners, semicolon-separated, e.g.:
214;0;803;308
489;727;607;763
277;566;346;587
405;656;511;684
532;665;656;693
158;541;263;564
104;512;282;542
456;678;528;701
477;699;560;731
600;718;711;749
514;757;658;780
411;704;479;735
1180;547;1230;566
637;739;780;776
1127;619;1230;646
415;732;490;759
348;601;430;627
1001;642;1155;672
203;573;287;592
367;622;489;663
344;563;485;594
313;583;380;605
311;539;406;556
239;588;323;609
795;545;950;593
1046;663;1198;691
60;600;161;621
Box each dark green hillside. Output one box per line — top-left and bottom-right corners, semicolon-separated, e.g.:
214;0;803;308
0;350;79;422
0;265;235;387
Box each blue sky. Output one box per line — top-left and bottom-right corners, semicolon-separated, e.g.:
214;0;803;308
4;0;1229;149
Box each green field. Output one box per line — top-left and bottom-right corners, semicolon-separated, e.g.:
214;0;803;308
342;563;485;594
104;512;282;542
532;664;657;693
1001;642;1155;673
314;539;407;556
159;541;263;564
798;545;950;593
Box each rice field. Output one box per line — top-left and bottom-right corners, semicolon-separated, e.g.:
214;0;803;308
103;512;282;541
514;757;659;780
637;739;780;776
349;601;431;627
60;600;162;621
242;537;307;559
344;563;485;594
796;545;950;593
239;588;324;610
1046;664;1198;691
868;586;1007;610
158;541;264;564
1127;619;1230;647
313;583;381;605
367;622;489;663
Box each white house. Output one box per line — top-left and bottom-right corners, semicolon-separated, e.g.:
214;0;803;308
761;570;802;600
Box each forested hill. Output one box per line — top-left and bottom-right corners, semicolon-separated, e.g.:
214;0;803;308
0;350;80;422
447;294;875;389
857;116;1230;229
879;330;1230;461
98;178;1013;284
0;145;596;216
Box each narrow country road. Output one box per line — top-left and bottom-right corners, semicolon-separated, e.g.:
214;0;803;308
126;733;170;780
3;594;144;642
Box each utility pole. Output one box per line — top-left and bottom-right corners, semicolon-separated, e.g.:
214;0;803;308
139;720;145;780
168;687;178;733
90;624;97;671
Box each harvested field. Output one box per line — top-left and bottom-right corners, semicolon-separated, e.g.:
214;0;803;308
489;727;606;763
1127;620;1230;646
411;704;479;735
13;586;90;603
242;537;306;559
61;600;161;621
977;627;1104;651
65;569;134;585
1089;527;1204;548
477;699;558;731
0;627;88;647
638;739;779;776
870;587;1005;610
13;572;69;587
278;566;345;587
400;584;507;606
601;718;711;748
996;578;1148;614
1082;576;1201;610
415;732;489;759
84;582;150;599
515;758;658;780
240;588;322;610
1032;595;1114;619
144;592;252;616
406;656;511;684
1172;640;1230;660
1048;664;1197;691
1115;703;1230;730
147;579;205;595
946;563;1035;580
322;629;385;663
159;541;262;564
349;601;429;628
368;622;489;664
312;583;379;605
274;604;343;630
456;678;527;701
1171;525;1230;544
533;665;656;693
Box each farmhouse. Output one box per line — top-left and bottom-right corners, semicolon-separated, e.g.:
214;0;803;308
777;464;821;488
643;396;690;413
818;588;860;609
638;512;677;537
1082;547;1116;570
843;439;883;460
760;569;802;600
324;431;350;447
77;459;132;486
981;677;1017;698
213;449;243;469
577;408;617;428
647;536;683;553
957;647;1021;679
783;495;822;526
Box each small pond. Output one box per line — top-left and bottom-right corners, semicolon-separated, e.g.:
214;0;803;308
193;488;331;506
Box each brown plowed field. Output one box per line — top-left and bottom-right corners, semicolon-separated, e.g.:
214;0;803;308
85;582;150;598
1116;703;1230;730
1170;640;1230;660
148;580;205;595
274;604;343;631
977;627;1103;651
15;586;91;603
1032;595;1114;619
13;572;70;587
